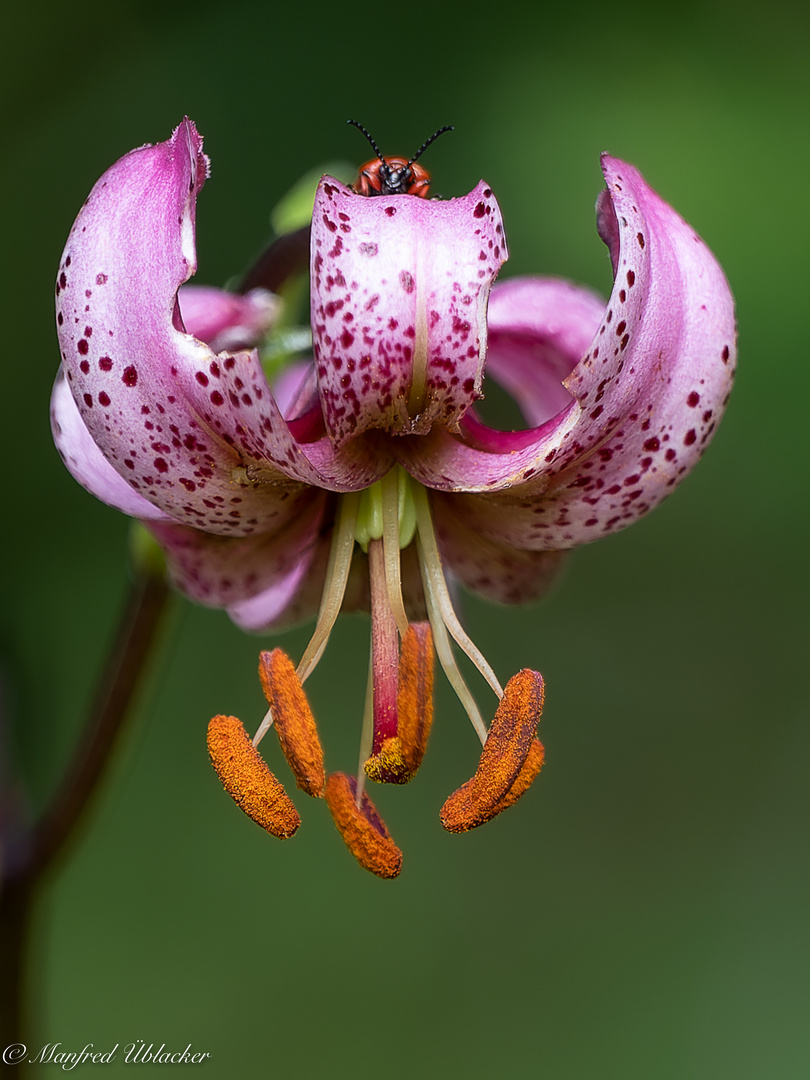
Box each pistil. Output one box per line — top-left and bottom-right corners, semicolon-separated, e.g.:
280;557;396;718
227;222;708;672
365;537;409;784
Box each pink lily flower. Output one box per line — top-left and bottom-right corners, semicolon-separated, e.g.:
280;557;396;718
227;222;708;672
52;119;735;877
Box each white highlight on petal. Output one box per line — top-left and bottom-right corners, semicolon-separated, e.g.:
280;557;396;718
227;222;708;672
180;205;196;269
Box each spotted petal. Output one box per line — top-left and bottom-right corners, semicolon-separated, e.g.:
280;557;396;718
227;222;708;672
147;489;326;610
55;119;389;541
51;369;171;521
433;496;568;605
310;178;506;447
397;155;736;552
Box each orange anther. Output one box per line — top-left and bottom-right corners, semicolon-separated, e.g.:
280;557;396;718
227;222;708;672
207;715;300;839
324;772;403;879
492;737;545;813
445;737;545;832
397;621;434;775
440;669;544;833
258;649;326;798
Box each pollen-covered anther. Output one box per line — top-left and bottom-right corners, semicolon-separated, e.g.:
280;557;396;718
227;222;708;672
492;737;545;814
258;648;326;797
450;737;545;831
324;772;403;879
207;715;300;839
441;669;545;834
397;621;434;774
363;621;434;784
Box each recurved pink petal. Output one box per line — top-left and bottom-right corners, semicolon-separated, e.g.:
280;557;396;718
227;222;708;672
227;538;329;632
147;488;327;609
432;493;568;604
396;156;736;552
484;277;604;427
311;178;506;447
50;369;170;521
55;120;389;540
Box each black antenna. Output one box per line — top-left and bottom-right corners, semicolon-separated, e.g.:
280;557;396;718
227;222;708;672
347;120;386;164
347;120;454;165
408;125;454;166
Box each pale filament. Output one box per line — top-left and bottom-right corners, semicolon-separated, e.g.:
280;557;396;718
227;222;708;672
381;468;410;638
297;492;360;684
419;553;487;746
252;706;274;748
412;484;504;701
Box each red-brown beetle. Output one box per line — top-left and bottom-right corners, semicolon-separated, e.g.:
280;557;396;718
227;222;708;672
348;120;454;198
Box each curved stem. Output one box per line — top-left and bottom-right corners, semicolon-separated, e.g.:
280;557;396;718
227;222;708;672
0;565;171;1050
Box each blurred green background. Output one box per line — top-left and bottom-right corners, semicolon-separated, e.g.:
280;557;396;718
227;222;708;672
3;0;809;1075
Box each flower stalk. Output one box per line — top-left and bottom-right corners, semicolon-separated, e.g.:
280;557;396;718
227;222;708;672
0;554;170;1047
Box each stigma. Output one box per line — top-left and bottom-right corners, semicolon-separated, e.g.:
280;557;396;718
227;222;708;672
207;468;545;877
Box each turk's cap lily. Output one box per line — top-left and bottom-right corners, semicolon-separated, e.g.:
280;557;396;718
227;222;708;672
52;119;736;876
